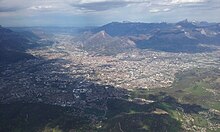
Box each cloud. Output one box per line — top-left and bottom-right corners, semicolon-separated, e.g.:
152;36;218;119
170;0;206;4
0;0;69;12
73;1;129;11
147;0;208;13
149;8;171;13
0;0;32;12
72;0;150;11
163;8;171;11
149;9;161;13
29;5;54;10
0;7;23;12
0;0;219;26
0;0;209;13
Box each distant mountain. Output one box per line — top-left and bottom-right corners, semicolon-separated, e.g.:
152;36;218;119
0;26;38;64
135;29;211;53
92;22;174;36
175;19;197;29
83;31;135;55
90;20;220;53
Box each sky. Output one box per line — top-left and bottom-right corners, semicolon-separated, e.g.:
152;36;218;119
0;0;219;27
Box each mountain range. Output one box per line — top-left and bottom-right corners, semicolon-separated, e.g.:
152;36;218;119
87;20;220;53
1;20;220;64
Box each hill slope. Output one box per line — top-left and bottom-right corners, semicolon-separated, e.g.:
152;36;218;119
83;31;135;55
0;26;38;64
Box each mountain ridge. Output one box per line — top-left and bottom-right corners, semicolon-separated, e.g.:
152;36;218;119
88;20;220;53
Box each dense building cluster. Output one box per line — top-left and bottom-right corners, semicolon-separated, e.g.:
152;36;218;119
30;35;220;89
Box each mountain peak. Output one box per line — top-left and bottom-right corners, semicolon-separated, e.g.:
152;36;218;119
99;30;108;37
176;19;197;28
178;19;190;24
90;30;111;39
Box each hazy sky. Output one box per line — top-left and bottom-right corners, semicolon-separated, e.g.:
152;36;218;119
0;0;219;27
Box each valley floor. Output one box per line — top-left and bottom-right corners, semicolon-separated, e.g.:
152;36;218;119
1;34;220;131
30;34;220;89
